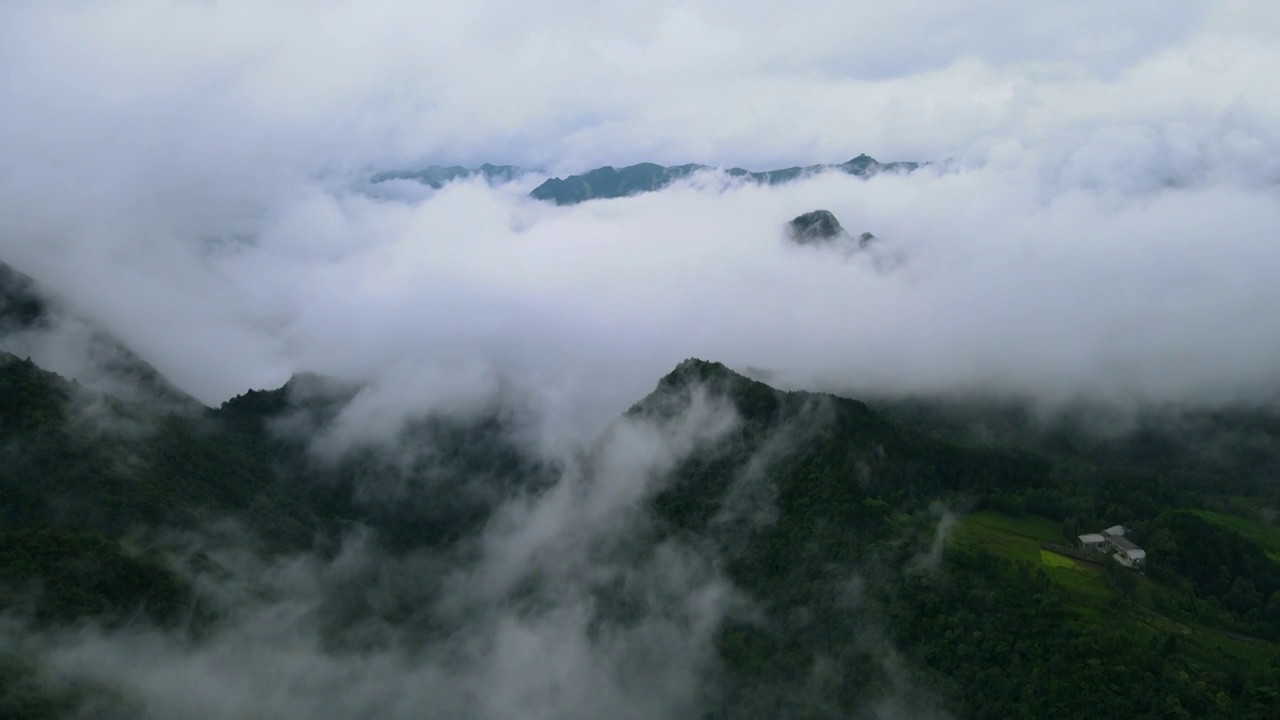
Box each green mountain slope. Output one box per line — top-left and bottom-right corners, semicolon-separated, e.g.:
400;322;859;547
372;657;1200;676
1;347;553;554
0;262;198;409
629;360;1280;717
3;350;1279;717
0;352;321;544
873;394;1280;499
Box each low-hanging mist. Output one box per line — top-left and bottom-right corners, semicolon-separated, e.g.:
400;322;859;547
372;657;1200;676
4;160;1280;432
3;1;1279;430
4;3;1280;718
7;367;957;719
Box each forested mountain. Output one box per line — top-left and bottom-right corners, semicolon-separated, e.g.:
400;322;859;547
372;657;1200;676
786;209;877;249
872;394;1280;497
2;265;1279;718
0;263;196;410
370;163;527;188
529;154;921;205
369;154;921;205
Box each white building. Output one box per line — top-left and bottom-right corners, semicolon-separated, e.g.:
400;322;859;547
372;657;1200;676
1078;533;1106;550
1106;533;1146;567
1079;525;1147;567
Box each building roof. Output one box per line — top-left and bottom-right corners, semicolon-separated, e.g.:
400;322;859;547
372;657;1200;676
1125;548;1147;561
1078;533;1105;543
1103;525;1128;537
1109;534;1142;553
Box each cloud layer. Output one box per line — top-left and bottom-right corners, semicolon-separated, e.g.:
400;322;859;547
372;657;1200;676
7;163;1280;429
0;0;1275;171
18;383;748;720
1;0;1278;427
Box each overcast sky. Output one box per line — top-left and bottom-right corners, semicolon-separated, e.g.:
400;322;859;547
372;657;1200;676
1;0;1279;430
2;0;1276;171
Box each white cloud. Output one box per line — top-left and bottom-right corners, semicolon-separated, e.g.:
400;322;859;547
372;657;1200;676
0;0;1266;171
6;161;1280;428
20;382;745;720
0;0;1277;424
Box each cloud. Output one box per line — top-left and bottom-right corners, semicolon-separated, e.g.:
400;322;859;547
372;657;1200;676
7;155;1280;428
6;371;963;719
908;503;960;575
305;359;505;458
0;6;1276;420
0;2;1277;427
0;0;1269;173
14;379;746;720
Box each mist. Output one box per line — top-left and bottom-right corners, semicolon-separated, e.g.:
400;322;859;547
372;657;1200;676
1;2;1278;428
3;2;1280;718
8;380;752;720
5;161;1280;433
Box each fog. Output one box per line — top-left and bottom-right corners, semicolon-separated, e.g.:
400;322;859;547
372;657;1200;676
11;382;778;720
1;2;1278;429
6;162;1280;436
2;1;1279;717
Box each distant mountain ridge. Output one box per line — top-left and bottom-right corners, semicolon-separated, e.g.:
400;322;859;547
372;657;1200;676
372;154;922;205
530;154;921;205
370;163;525;188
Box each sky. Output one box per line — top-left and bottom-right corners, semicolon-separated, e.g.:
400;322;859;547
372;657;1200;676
1;0;1275;171
1;0;1279;432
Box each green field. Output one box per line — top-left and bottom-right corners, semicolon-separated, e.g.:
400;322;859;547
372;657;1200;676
1038;549;1113;599
1189;509;1280;561
951;512;1064;563
954;511;1277;665
1039;549;1077;569
953;512;1112;599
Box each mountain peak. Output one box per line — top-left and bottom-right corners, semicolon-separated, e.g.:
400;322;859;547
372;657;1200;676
523;154;919;205
788;209;846;243
661;357;734;385
625;357;790;423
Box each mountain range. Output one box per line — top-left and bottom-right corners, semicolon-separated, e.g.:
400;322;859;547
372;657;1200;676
2;259;1279;718
370;163;525;189
371;154;922;205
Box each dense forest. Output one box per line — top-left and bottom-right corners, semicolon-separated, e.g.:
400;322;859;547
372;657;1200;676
2;260;1280;717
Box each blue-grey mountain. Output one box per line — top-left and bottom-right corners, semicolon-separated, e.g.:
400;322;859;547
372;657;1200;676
530;154;922;205
371;154;922;205
370;163;526;188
